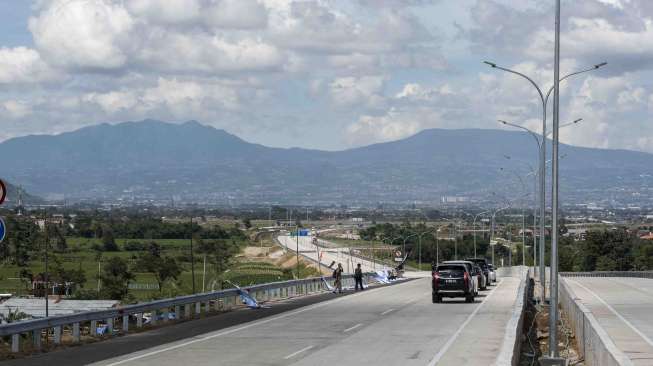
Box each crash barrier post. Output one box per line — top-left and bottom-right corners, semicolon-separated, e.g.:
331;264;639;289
0;273;379;353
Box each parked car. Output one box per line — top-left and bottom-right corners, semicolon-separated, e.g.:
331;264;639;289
442;260;478;295
472;264;487;291
487;264;497;283
465;258;490;290
432;263;476;303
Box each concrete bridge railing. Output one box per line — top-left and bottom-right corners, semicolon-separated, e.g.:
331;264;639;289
561;271;653;278
558;273;643;366
495;266;531;366
0;273;373;355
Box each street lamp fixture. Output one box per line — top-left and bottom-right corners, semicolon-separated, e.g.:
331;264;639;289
486;59;606;302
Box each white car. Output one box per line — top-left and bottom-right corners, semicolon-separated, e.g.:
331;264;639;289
488;264;497;283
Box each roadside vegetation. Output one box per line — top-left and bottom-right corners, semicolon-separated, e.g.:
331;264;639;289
0;214;317;303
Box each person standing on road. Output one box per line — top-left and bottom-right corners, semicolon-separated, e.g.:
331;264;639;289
354;263;364;291
334;263;343;293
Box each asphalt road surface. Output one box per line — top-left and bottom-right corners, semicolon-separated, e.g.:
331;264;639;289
277;235;389;274
87;275;523;366
564;277;653;365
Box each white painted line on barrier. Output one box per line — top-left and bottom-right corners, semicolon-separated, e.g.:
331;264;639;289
427;278;505;366
101;280;404;366
568;278;653;348
381;308;394;315
344;323;362;333
283;345;314;360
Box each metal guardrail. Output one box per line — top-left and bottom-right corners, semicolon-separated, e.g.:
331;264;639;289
0;273;373;354
561;271;653;278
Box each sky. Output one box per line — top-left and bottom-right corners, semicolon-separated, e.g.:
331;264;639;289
0;0;652;152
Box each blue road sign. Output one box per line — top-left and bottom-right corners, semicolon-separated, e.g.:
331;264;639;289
0;217;5;243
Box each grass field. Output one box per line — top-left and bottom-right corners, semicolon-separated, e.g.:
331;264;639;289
0;236;298;302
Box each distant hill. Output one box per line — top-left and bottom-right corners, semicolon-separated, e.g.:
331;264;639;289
0;119;651;205
0;179;42;206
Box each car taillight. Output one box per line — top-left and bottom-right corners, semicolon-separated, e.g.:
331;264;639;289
433;272;440;288
464;271;469;288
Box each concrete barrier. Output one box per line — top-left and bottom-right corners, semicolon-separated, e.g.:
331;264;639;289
561;271;653;279
494;266;530;366
559;278;633;366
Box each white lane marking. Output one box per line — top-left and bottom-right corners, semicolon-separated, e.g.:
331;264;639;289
568;278;653;348
427;279;505;366
283;345;314;360
381;308;394;315
101;280;406;366
344;323;363;333
608;277;653;298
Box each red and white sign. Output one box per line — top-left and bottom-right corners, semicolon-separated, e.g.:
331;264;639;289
0;179;6;205
394;250;403;262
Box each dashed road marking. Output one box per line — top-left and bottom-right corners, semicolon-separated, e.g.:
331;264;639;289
344;323;363;333
283;345;314;360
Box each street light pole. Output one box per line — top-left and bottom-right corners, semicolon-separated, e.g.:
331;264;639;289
549;0;562;358
473;211;490;258
486;59;606;300
490;206;510;266
190;216;196;294
417;228;436;270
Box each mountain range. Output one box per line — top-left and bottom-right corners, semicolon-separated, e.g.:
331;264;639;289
0;119;651;206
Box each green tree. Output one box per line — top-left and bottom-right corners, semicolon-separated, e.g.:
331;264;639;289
100;257;134;300
242;218;252;229
102;228;119;251
134;246;182;293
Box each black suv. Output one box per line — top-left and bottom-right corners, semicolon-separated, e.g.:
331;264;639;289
432;263;475;303
466;258;490;290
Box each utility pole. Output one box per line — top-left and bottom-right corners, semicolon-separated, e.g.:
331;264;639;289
190;216;196;294
44;215;49;318
522;210;526;266
295;223;299;277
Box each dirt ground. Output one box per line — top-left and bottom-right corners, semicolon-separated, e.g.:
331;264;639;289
521;281;583;366
238;245;330;275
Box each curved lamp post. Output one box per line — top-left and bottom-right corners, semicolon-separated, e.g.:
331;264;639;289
486;60;606;299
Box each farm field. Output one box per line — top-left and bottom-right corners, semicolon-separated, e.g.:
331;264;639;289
0;236;317;302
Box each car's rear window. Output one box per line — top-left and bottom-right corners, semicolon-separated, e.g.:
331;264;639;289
436;265;465;276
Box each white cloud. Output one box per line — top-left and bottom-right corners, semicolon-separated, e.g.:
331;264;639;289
346;108;423;146
0;46;56;83
328;75;386;108
203;0;268;29
137;32;284;73
126;0;201;24
1;100;32;119
29;0;134;70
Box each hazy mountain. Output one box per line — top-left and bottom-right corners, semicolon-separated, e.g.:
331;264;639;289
0;180;42;206
0;120;651;205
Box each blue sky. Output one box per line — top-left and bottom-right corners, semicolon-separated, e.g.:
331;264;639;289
1;0;652;153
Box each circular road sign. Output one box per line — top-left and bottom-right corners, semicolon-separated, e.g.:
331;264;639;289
0;217;5;243
0;179;6;205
